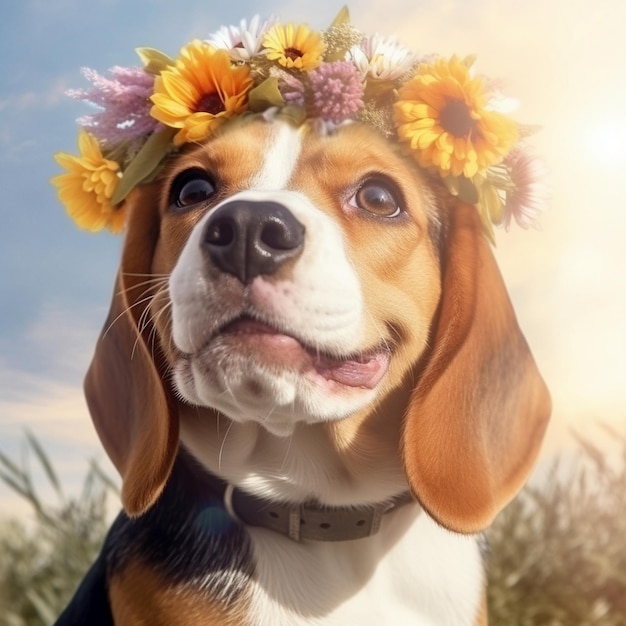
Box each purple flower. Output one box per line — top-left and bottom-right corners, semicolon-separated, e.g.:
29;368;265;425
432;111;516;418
307;61;364;124
278;71;306;107
69;66;158;147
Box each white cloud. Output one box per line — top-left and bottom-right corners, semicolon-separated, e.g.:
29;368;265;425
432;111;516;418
0;373;119;521
0;78;71;114
0;302;117;517
0;301;104;437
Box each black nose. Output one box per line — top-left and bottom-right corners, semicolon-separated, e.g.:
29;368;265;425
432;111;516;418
202;200;305;284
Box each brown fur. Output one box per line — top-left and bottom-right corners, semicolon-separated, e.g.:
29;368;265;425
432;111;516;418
110;561;247;625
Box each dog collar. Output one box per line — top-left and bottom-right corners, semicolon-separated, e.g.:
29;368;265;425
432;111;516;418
223;484;415;542
198;466;415;542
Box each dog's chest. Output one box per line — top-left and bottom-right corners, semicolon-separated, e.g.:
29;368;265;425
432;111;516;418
106;472;484;625
245;506;485;626
171;419;485;624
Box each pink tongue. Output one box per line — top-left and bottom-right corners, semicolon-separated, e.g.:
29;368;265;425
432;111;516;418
223;318;389;389
314;351;390;389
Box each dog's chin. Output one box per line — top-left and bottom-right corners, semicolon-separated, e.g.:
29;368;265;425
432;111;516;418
172;319;390;437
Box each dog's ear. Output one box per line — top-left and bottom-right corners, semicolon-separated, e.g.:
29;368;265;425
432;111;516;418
402;201;551;534
84;183;178;517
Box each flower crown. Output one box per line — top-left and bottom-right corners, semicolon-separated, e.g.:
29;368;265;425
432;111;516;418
52;7;547;241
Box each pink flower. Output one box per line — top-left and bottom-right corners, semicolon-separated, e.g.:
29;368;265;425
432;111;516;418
278;71;306;107
69;66;158;147
502;145;549;230
307;61;364;124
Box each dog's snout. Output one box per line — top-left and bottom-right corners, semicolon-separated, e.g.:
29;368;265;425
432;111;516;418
202;200;305;284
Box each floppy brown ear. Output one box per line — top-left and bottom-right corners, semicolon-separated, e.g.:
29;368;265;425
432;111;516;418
84;184;178;517
402;201;551;534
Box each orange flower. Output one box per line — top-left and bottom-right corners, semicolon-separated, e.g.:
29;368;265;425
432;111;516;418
51;130;124;233
394;56;518;178
150;40;253;146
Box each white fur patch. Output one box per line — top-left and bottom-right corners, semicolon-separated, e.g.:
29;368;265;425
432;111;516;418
170;185;370;435
169;123;374;436
246;507;484;626
250;123;303;190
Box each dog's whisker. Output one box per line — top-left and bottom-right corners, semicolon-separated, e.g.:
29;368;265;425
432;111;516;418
128;284;171;358
141;295;172;360
102;292;159;339
260;403;278;425
116;275;169;299
105;279;168;332
218;418;235;472
122;272;170;278
129;274;168;287
279;430;295;472
147;289;172;337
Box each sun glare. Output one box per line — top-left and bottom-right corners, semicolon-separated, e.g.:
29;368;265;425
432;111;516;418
584;116;626;168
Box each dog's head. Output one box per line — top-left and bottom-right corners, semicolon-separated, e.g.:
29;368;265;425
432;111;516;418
84;115;550;534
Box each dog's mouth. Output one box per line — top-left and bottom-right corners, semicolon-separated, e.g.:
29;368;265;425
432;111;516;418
215;316;390;390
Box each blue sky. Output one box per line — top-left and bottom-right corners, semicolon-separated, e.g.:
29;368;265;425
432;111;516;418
2;0;625;516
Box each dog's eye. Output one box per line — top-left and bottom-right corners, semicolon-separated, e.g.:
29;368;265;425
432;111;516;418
170;170;216;210
350;180;402;218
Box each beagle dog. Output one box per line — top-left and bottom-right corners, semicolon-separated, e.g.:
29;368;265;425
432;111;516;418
56;115;550;625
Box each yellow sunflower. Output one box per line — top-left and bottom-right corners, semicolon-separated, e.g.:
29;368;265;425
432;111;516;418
262;23;326;71
393;56;518;178
150;40;253;146
51;130;124;233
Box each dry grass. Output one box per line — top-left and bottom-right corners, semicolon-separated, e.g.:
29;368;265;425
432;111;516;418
487;424;626;625
0;434;115;625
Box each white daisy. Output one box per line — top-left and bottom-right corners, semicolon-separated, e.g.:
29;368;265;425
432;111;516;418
206;15;277;62
348;34;416;80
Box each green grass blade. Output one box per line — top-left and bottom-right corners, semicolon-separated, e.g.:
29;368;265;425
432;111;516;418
25;431;64;501
0;449;24;482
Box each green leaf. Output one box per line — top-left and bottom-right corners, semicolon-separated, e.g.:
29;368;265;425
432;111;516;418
248;77;285;112
276;106;307;126
475;195;496;245
111;127;177;205
483;179;504;225
330;6;350;28
462;54;478;69
136;47;174;75
456;176;480;205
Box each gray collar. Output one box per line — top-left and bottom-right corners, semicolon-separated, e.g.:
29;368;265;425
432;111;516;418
223;484;415;542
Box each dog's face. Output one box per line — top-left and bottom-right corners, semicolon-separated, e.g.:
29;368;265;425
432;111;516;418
85;116;550;534
150;119;441;437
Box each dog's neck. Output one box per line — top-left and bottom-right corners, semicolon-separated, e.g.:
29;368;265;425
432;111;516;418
178;399;410;509
182;461;415;542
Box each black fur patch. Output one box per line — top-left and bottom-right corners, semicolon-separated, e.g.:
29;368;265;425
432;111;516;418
106;449;254;605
